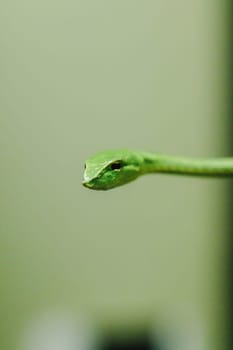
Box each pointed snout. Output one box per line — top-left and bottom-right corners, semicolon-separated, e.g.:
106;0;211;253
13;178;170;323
82;179;94;189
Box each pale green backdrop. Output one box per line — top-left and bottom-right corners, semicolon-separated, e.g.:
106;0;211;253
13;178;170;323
0;1;229;349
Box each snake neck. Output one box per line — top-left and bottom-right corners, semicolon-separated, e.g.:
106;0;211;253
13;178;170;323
139;152;233;177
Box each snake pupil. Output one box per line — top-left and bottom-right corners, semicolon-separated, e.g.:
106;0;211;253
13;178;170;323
111;161;122;170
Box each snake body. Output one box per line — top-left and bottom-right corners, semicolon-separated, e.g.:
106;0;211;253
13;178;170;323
83;149;233;190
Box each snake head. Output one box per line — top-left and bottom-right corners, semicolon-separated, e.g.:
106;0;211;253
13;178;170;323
82;149;142;190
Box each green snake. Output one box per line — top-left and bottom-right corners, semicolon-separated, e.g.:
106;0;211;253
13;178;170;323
82;149;233;190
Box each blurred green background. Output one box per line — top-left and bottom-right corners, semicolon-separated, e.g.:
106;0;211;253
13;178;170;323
0;1;230;349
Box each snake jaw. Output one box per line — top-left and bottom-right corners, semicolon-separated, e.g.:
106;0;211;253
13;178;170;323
82;170;103;189
82;180;93;189
82;175;96;189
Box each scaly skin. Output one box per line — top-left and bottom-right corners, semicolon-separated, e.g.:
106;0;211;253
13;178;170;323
82;149;233;190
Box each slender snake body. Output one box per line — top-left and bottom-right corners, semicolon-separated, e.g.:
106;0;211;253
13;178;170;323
83;149;233;190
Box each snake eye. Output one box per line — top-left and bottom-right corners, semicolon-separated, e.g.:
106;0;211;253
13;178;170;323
110;161;122;170
84;163;86;169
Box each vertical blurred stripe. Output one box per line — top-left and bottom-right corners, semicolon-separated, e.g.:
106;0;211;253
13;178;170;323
227;1;233;349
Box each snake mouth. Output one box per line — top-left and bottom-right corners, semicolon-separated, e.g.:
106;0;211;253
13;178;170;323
82;175;101;189
82;180;94;189
82;176;110;190
82;171;103;189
